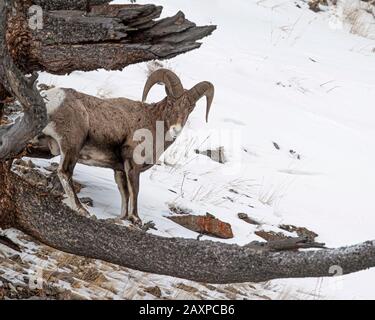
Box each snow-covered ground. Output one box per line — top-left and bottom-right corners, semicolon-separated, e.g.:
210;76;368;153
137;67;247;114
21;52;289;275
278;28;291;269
22;0;375;299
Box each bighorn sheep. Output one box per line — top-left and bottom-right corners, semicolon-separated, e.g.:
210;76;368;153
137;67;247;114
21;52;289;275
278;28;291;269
40;69;214;225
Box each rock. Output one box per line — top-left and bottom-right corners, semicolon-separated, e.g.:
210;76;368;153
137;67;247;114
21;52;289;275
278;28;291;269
255;230;289;242
144;286;162;298
168;214;234;239
308;0;328;12
0;276;71;300
279;224;318;241
168;203;192;215
176;283;199;294
141;221;157;232
195;146;227;164
289;149;301;160
238;213;261;225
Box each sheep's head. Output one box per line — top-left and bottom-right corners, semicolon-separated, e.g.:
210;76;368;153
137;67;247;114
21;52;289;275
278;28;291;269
142;69;214;138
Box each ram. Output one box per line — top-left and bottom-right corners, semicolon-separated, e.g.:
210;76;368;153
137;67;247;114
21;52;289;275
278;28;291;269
40;69;214;225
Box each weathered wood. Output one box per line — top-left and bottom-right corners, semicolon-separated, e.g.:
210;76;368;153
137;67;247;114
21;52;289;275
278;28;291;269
8;3;216;74
0;83;7;121
0;0;47;160
31;42;203;74
89;4;163;25
32;0;111;11
1;166;375;284
0;163;16;229
32;10;129;44
257;237;326;251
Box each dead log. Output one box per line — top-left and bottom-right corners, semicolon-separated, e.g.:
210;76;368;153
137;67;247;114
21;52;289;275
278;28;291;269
32;0;111;11
1;164;375;284
7;2;216;74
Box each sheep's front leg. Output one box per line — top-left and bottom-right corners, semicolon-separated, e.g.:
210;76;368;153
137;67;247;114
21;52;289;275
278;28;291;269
58;152;89;217
114;170;129;220
124;160;142;226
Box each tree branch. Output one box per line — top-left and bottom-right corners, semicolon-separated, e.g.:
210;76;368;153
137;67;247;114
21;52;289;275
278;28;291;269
32;0;111;11
1;167;374;284
0;0;47;160
10;3;216;74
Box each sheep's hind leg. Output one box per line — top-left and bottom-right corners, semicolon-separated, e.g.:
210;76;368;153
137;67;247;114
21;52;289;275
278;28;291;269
58;151;90;217
114;170;129;220
124;160;142;226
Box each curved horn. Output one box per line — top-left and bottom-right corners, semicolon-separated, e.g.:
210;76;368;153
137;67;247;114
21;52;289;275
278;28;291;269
142;69;184;102
187;81;215;123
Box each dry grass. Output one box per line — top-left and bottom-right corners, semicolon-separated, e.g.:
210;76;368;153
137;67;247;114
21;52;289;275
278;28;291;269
342;1;375;38
257;178;291;208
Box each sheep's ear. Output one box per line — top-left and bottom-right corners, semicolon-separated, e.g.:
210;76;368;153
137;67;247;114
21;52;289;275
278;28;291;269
187;82;214;123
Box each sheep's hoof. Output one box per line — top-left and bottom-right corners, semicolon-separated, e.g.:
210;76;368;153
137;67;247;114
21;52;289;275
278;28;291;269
129;215;143;227
77;206;91;217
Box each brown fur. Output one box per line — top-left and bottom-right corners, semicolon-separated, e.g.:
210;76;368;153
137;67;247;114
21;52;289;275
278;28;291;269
41;70;214;225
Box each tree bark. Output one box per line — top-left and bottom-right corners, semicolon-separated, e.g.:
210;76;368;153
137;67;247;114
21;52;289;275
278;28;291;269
0;83;7;121
32;0;111;11
8;2;216;74
2;166;375;284
0;163;16;229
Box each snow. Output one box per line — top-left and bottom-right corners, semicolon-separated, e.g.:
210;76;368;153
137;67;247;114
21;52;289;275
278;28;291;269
29;0;375;299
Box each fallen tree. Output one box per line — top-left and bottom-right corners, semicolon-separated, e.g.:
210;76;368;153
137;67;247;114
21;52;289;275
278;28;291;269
1;0;375;285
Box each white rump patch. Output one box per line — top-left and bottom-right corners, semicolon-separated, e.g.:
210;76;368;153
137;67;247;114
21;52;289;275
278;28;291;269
42;121;59;140
42;88;66;115
42;121;62;156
